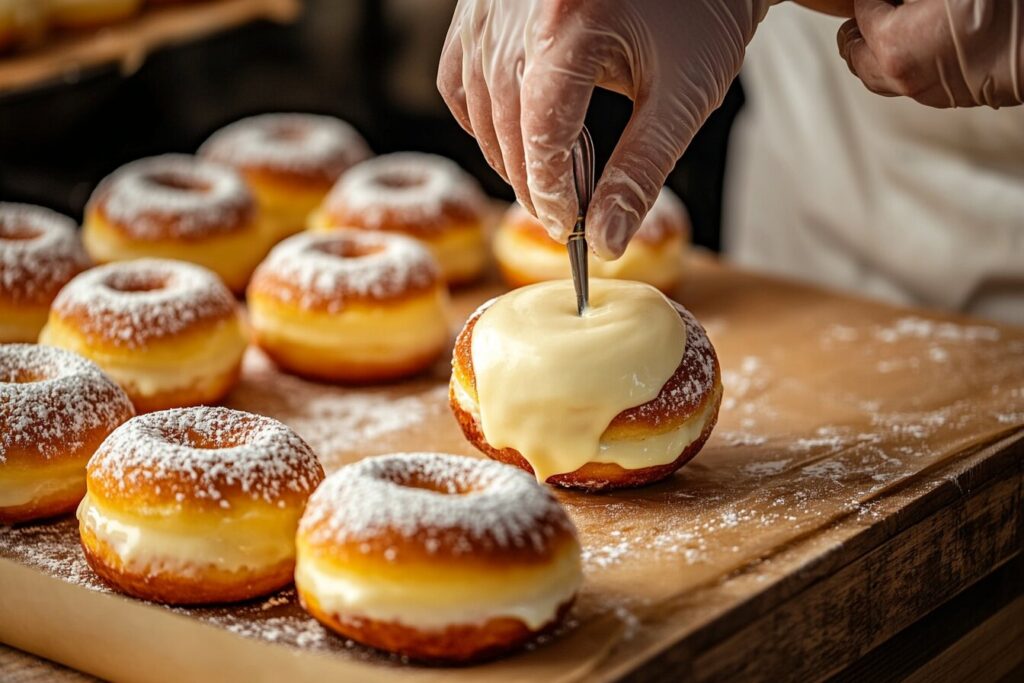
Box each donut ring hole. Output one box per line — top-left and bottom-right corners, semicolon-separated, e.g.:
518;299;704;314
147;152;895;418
176;428;245;451
316;237;384;260
0;221;42;241
103;271;171;294
145;172;212;195
387;470;474;496
0;367;48;384
372;170;428;192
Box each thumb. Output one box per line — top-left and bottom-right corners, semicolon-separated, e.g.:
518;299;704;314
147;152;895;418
588;98;695;259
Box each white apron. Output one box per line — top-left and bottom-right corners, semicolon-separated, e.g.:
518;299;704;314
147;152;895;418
724;3;1024;325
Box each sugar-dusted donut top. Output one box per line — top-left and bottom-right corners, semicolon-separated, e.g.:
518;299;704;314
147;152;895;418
0;203;90;305
299;452;576;560
89;154;255;240
88;406;325;507
249;230;441;311
0;344;133;464
199;113;372;185
321;152;487;234
50;258;239;348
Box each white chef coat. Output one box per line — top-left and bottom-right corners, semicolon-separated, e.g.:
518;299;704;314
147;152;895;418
724;3;1024;325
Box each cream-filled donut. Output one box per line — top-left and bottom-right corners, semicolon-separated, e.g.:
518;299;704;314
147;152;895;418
295;452;581;662
40;259;248;413
0;203;90;342
494;187;690;292
0;344;134;524
451;279;722;491
200;113;372;246
82;154;263;292
309;152;489;285
247;230;449;382
78;406;325;604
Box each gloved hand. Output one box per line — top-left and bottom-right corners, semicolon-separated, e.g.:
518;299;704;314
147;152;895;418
438;0;773;259
838;0;1024;108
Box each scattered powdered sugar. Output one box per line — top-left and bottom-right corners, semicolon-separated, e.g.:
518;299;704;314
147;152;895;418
251;230;440;311
300;453;573;555
199;113;372;181
50;259;238;348
0;202;90;303
91;154;254;239
873;316;1001;344
323;152;487;231
89;407;324;504
0;344;133;462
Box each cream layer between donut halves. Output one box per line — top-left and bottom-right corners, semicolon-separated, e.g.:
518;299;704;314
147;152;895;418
467;279;688;482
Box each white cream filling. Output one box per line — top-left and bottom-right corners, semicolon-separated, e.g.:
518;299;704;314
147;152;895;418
0;466;84;508
77;494;298;575
295;548;581;630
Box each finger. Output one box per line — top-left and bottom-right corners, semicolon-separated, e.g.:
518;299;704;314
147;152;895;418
588;100;689;259
838;19;901;97
489;54;534;214
463;46;509;182
519;10;601;242
437;17;472;136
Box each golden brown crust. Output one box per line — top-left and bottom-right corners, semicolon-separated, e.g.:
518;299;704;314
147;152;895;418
0;407;130;469
80;525;294;605
253;332;444;384
450;298;722;490
0;490;84;525
240;165;339;193
503;205;678;248
299;587;574;663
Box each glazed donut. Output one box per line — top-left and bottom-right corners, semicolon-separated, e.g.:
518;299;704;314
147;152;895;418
0;344;134;524
83;154;263;293
295;452;581;662
78;406;325;604
0;0;47;52
199;113;372;247
309;152;489;286
0;203;90;343
39;258;248;413
450;279;722;491
49;0;141;30
247;230;449;382
494;187;690;292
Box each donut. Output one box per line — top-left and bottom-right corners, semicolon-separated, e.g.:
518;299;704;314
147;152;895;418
247;230;449;383
0;203;90;343
450;279;722;491
39;258;248;413
0;0;47;52
49;0;141;30
494;187;690;292
199;113;372;247
295;452;581;662
309;152;489;286
0;344;134;524
82;154;263;293
78;406;325;604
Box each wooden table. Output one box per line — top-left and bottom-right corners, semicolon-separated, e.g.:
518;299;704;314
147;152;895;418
2;257;1022;681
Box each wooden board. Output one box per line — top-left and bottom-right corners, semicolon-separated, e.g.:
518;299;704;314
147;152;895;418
0;0;300;96
1;255;1023;682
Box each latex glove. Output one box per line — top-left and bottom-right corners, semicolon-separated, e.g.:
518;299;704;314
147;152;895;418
438;0;773;259
838;0;1024;108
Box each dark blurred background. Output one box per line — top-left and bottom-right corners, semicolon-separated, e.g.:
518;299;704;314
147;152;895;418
0;0;742;251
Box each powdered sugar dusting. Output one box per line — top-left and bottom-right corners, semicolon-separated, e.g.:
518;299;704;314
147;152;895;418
323;152;486;231
0;202;90;304
91;154;254;239
199;113;371;182
50;259;238;348
250;230;440;311
300;453;574;555
0;344;133;463
89;407;324;505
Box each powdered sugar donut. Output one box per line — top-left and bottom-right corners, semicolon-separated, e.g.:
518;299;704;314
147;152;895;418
200;113;372;245
78;406;325;604
40;258;248;413
494;187;690;292
247;230;449;382
310;152;489;285
0;203;90;342
0;344;134;523
83;154;263;292
295;452;581;662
